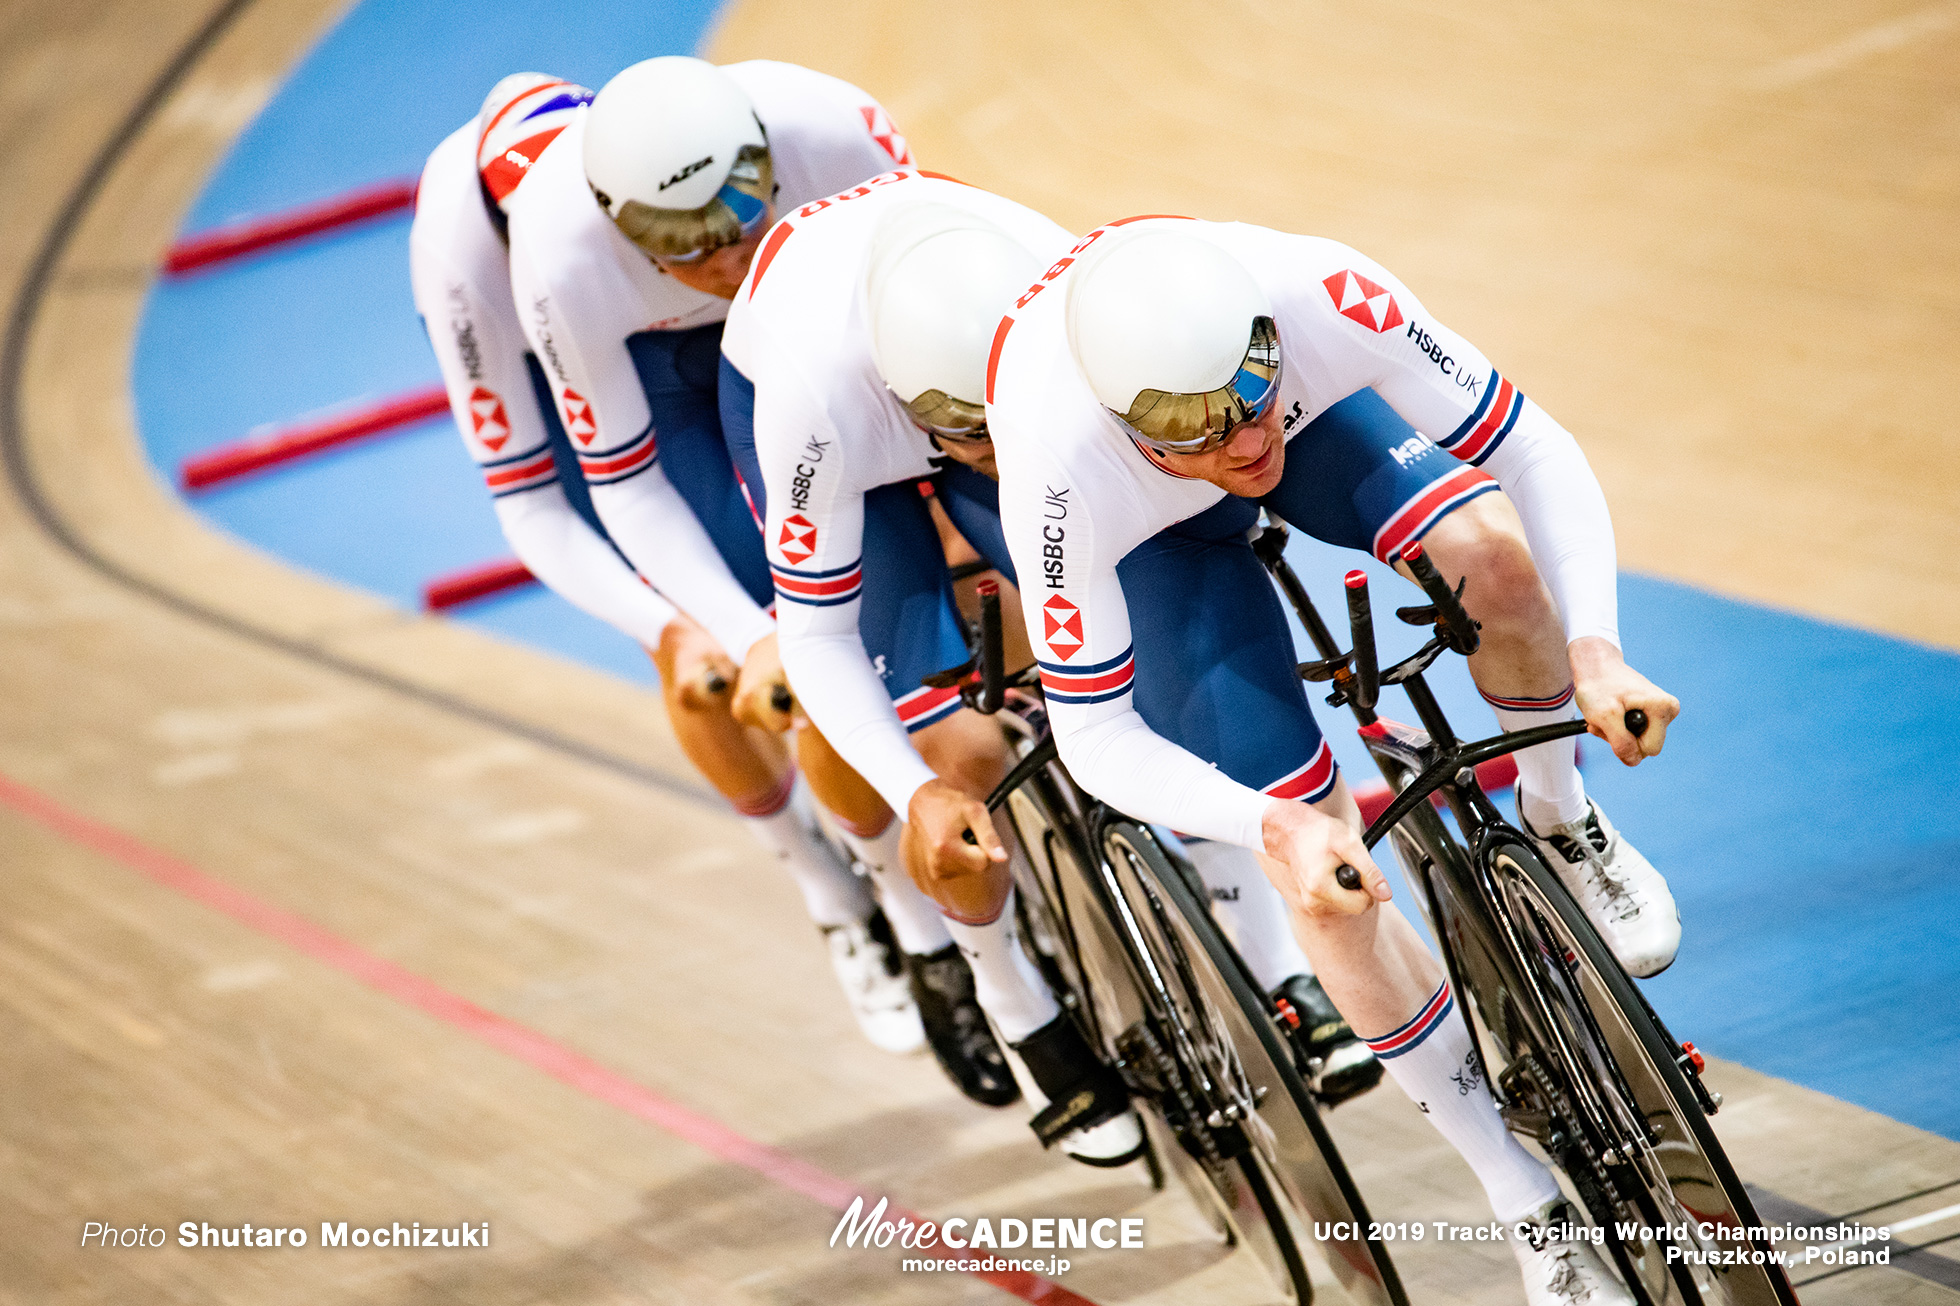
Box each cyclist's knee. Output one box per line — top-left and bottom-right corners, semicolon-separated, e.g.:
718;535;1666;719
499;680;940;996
913;708;1010;800
1421;496;1552;633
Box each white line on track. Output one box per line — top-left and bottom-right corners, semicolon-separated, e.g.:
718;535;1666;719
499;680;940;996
1749;2;1960;88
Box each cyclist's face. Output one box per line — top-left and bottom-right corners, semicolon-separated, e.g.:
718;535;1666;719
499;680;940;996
650;214;773;300
932;432;997;481
1148;401;1285;496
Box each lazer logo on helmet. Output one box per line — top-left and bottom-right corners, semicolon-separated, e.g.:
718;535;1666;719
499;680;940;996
789;435;828;512
660;156;713;191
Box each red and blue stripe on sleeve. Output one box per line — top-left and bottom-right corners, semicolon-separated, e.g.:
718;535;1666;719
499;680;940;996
771;558;864;607
1436;369;1523;466
1037;645;1135;706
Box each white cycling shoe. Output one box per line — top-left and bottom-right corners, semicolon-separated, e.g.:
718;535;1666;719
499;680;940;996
1512;1200;1635;1306
822;913;926;1054
1521;800;1681;978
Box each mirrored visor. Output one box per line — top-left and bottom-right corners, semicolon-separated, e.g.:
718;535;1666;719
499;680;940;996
1114;316;1282;454
609;144;773;265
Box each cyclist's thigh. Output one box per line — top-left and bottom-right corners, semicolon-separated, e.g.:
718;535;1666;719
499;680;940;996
625;324;773;607
716;352;767;526
1263;387;1498;563
933;461;1017;581
859;481;974;734
1118;496;1337;802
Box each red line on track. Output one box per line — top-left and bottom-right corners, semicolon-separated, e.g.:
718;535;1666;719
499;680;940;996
423;557;537;611
162;177;418;275
0;772;1099;1306
179;386;450;492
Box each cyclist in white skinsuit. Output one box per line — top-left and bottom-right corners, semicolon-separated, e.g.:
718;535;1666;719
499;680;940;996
722;170;1382;1144
987;219;1683;1305
407;73;919;1057
501;59;1018;1106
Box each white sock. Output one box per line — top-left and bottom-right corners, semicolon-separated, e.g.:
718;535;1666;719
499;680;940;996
1484;685;1588;828
1183;838;1312;992
944;893;1058;1044
1361;983;1560;1222
836;818;952;955
738;774;873;929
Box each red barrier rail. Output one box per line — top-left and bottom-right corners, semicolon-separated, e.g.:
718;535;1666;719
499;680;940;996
1354;754;1519;826
423;558;537;611
179;386;450;492
162;176;418;275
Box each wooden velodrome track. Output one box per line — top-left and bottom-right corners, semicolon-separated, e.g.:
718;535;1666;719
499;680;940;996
2;0;1955;1302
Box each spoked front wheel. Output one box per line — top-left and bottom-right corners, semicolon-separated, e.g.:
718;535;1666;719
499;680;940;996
1493;842;1799;1306
1100;821;1406;1306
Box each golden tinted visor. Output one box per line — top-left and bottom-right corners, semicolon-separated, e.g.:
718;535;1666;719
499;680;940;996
899;388;989;443
1114;316;1282;454
607;144;773;264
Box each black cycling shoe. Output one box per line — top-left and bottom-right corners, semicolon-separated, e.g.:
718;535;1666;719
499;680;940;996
907;945;1021;1108
1012;1014;1146;1167
1272;974;1384;1108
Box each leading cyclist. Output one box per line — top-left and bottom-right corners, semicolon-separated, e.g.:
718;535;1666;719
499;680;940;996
986;219;1682;1304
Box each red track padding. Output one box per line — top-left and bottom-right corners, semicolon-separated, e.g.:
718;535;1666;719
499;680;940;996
423;558;537;611
162;177;418;274
179;385;450;492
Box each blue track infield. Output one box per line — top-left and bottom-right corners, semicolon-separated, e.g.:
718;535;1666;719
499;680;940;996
132;0;1960;1139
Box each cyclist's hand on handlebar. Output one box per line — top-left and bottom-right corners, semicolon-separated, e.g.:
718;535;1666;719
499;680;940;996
730;632;799;733
907;778;1008;887
1570;635;1679;766
1260;800;1391;916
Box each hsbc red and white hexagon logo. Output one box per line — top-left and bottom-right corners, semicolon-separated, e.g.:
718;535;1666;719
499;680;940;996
1042;594;1084;661
468;386;509;453
859;105;912;165
560;388;597;445
1322;270;1404;333
778;513;818;564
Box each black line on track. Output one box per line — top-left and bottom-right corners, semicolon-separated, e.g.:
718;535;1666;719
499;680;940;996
0;0;714;809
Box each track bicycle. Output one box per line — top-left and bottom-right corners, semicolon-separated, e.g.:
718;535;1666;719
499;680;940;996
1251;518;1801;1306
924;584;1407;1306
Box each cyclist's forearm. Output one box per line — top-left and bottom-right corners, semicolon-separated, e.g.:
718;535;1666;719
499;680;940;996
1480;398;1620;649
493;489;678;648
587;472;775;664
779;629;938;816
1056;712;1269;849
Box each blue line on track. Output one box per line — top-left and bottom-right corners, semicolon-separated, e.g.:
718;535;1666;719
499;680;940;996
132;0;1960;1139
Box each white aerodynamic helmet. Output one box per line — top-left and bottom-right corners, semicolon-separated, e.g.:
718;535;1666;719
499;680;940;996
475;73;593;213
583;56;773;264
865;203;1044;440
1066;227;1283;453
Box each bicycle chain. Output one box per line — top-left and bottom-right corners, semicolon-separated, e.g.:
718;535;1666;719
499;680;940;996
1117;1020;1241;1184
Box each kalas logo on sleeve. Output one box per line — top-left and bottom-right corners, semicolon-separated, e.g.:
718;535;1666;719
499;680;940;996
778;513;818;564
1042;595;1083;661
1323;269;1404;333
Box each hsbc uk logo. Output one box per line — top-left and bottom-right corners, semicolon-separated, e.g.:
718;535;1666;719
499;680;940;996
468;386;510;453
1042;594;1083;661
779;513;818;565
859;105;912;165
560;388;597;445
1323;270;1404;333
